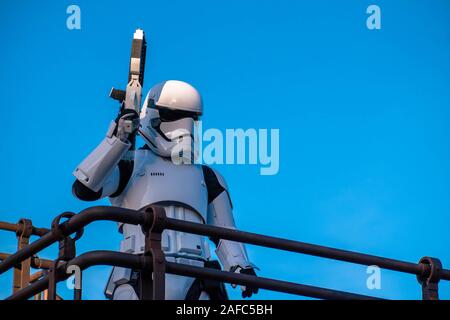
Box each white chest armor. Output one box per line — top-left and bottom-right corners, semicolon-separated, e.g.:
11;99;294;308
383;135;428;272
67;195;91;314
109;150;210;260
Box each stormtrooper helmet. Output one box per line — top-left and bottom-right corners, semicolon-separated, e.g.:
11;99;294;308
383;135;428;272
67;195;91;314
138;80;202;162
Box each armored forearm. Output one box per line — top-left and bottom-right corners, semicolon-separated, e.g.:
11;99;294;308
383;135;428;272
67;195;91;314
203;165;257;272
73;121;131;193
208;192;254;271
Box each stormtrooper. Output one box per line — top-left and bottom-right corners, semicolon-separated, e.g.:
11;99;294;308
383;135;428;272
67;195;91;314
72;80;259;300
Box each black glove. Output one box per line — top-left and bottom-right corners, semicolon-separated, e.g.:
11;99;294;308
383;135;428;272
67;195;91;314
115;108;139;125
238;267;259;298
113;108;140;140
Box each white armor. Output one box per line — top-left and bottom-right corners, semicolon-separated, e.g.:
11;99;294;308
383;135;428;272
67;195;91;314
72;80;257;300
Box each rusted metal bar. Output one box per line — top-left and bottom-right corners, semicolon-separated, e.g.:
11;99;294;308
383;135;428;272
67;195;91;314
0;206;150;275
0;221;50;237
0;253;10;261
47;260;59;300
142;206;166;300
0;253;54;270
12;219;32;293
0;221;17;233
6;251;383;301
165;261;383;300
30;271;45;300
1;217;51;297
47;212;85;300
417;257;442;300
31;256;53;269
29;270;44;283
163;217;450;281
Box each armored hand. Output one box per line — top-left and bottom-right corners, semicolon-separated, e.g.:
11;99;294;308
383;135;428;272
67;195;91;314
230;266;259;298
113;108;140;143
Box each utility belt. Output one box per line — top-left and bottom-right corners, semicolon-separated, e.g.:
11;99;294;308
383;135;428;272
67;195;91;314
120;224;211;259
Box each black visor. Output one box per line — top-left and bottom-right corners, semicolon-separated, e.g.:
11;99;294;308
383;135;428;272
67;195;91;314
148;98;199;121
158;107;199;122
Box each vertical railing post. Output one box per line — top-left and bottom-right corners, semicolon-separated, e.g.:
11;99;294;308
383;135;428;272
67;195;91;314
141;206;166;300
417;256;442;300
12;219;33;293
47;212;83;300
47;259;59;300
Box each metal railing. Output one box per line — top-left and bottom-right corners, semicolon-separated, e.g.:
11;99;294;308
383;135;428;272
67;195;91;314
0;206;449;300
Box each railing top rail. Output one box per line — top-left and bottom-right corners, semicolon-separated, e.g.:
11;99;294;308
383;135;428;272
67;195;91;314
1;206;449;281
0;206;149;275
163;217;450;281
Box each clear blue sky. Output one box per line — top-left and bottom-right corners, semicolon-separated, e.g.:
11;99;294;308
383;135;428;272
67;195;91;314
0;0;449;300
